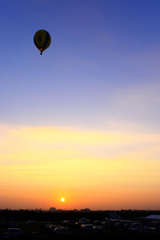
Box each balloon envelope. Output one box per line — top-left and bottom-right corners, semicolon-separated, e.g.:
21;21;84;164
34;30;51;55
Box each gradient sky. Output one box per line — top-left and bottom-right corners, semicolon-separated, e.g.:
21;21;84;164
1;0;160;210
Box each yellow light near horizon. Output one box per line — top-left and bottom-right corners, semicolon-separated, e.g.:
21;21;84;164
1;124;160;210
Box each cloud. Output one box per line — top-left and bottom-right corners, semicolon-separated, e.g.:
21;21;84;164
96;82;160;133
0;123;160;164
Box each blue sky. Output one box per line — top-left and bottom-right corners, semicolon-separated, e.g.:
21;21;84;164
1;0;160;131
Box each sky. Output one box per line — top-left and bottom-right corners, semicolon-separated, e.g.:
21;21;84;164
1;0;160;210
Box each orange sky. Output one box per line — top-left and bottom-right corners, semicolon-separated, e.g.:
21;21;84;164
0;124;160;210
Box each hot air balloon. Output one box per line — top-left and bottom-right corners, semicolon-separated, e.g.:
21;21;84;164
34;30;51;55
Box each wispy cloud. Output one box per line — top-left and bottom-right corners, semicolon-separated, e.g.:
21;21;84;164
1;123;160;164
95;82;160;133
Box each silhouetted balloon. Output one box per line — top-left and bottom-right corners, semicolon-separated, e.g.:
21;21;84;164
34;30;51;55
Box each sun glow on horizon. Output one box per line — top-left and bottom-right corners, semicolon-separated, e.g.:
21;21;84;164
1;124;160;210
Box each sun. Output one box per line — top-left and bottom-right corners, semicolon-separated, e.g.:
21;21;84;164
61;198;65;202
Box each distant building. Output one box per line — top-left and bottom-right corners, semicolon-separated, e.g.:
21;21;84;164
80;208;91;212
35;209;41;212
56;209;64;212
49;207;56;212
146;215;160;221
73;209;79;212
